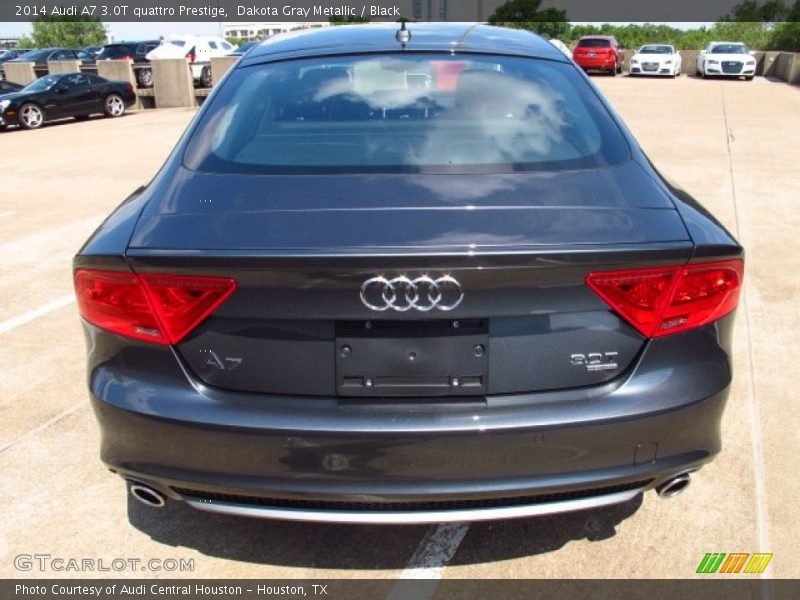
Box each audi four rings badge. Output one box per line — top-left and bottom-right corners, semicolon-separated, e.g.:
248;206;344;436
360;276;464;312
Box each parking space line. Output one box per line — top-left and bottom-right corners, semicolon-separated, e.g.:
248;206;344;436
386;524;469;600
0;400;88;455
0;294;74;335
720;86;771;562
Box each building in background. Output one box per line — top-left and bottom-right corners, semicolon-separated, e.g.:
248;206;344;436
222;22;329;41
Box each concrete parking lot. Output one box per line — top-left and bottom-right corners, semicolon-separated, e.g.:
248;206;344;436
0;75;798;581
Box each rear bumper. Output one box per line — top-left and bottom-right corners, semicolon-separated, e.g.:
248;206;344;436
574;57;616;70
86;315;735;522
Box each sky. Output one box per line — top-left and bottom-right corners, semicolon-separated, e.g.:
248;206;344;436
0;21;715;42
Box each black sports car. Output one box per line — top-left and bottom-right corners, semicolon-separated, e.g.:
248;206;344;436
75;24;743;524
0;72;136;130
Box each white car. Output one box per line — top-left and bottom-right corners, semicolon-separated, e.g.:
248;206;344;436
629;44;682;77
146;36;237;87
696;41;757;80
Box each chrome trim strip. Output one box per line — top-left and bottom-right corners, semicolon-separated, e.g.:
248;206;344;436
184;488;642;524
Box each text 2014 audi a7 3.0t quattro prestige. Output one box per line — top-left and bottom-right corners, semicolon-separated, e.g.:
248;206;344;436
74;24;743;524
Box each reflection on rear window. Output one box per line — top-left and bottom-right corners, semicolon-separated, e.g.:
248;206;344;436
98;45;134;59
184;54;629;174
577;39;611;48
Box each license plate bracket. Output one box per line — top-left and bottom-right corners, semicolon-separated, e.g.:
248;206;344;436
335;320;488;397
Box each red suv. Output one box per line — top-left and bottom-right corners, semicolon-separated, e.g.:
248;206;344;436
572;35;623;75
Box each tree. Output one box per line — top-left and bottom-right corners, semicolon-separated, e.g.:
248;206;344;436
16;35;35;49
719;0;790;21
329;16;370;25
488;0;569;39
30;18;107;48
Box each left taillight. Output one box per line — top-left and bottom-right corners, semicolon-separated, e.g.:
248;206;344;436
74;269;236;345
586;259;743;338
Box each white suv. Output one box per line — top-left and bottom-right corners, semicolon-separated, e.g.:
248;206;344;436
146;36;237;87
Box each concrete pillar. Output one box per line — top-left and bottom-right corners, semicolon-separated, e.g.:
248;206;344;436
210;56;239;86
47;60;81;74
761;51;781;77
774;52;794;82
96;59;141;109
150;58;196;108
680;51;699;76
2;62;36;85
788;53;800;84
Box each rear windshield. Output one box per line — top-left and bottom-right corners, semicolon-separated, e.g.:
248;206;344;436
184;53;629;175
577;39;611;48
640;45;673;54
97;45;135;59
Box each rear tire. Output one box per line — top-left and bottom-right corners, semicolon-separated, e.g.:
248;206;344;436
199;65;212;88
136;67;153;88
18;102;44;130
609;67;617;76
745;75;754;81
103;93;126;118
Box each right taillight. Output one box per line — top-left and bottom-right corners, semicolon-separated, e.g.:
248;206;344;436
586;259;743;338
74;269;236;345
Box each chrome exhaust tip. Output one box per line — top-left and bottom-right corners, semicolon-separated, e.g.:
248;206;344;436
129;483;166;508
656;473;692;499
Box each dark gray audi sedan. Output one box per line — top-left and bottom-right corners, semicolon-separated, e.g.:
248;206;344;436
74;24;743;523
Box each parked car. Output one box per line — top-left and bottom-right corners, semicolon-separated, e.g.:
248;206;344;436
0;80;23;96
75;24;743;524
146;36;236;87
696;41;757;80
83;46;104;56
7;47;96;70
97;40;162;88
0;72;135;130
629;44;682;77
548;38;572;59
572;35;623;75
0;48;37;63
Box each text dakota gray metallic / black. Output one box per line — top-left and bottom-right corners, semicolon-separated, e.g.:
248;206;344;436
74;24;744;524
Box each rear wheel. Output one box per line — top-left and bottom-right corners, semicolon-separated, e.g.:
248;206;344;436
104;93;126;118
137;67;153;88
609;66;617;76
19;102;44;130
199;65;212;88
745;75;754;81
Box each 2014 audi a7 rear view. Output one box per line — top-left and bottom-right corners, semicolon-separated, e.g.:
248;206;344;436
74;24;743;524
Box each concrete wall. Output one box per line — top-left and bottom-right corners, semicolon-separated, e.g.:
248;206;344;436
150;58;196;108
96;60;141;109
3;61;35;85
210;56;238;86
47;60;81;74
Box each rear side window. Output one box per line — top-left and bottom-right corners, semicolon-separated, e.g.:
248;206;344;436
98;45;134;59
184;53;630;175
578;39;611;48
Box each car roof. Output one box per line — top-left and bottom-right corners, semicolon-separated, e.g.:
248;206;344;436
579;35;615;40
241;23;567;66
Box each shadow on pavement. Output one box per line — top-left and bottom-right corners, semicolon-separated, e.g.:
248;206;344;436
127;492;643;569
